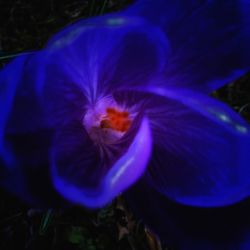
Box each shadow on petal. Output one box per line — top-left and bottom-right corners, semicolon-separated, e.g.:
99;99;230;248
126;178;250;250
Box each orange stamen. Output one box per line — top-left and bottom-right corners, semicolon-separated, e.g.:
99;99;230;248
100;108;132;132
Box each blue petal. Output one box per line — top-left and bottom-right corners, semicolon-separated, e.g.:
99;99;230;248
114;87;250;206
127;0;250;92
2;128;66;207
42;14;169;101
0;55;66;206
0;55;28;167
51;117;152;208
32;49;89;128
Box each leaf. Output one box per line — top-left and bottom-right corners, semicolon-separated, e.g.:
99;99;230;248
39;209;54;235
68;226;86;245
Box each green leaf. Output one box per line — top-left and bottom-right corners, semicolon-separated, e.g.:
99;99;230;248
68;226;86;245
39;209;54;235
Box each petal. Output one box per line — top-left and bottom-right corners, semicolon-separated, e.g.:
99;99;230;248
0;55;28;167
33;49;88;128
114;87;250;206
125;178;250;249
2;128;66;207
42;14;169;100
51;117;152;208
0;55;66;206
126;0;250;92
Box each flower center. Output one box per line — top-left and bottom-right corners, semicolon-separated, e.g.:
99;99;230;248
100;108;131;132
83;97;133;144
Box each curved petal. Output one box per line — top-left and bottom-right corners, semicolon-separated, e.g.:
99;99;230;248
0;55;66;207
33;49;88;128
114;87;250;206
126;0;250;92
51;117;152;208
41;14;169;101
125;178;250;250
0;55;28;167
2;128;67;207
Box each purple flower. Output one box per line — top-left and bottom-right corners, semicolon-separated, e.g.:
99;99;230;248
1;0;250;247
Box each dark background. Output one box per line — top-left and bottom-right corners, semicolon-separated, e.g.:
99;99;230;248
0;1;249;250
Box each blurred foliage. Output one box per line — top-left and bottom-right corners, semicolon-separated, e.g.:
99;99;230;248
0;0;133;53
0;0;249;250
213;73;250;123
0;189;164;250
